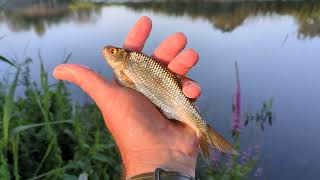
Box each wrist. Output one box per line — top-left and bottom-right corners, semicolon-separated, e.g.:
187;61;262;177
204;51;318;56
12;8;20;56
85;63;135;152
122;148;197;178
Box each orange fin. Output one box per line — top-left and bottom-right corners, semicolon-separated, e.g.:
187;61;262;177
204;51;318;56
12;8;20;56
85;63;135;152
199;124;238;163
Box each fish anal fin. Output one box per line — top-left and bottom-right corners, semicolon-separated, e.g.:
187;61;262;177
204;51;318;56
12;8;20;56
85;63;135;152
198;134;211;164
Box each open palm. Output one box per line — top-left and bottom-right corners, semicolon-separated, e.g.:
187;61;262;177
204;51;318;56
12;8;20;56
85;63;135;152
54;16;202;178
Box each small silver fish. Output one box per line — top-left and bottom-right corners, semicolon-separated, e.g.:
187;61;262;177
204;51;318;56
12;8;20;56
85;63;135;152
102;46;237;161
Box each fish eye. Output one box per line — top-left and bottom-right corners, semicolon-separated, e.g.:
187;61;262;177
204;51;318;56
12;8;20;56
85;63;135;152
110;48;117;55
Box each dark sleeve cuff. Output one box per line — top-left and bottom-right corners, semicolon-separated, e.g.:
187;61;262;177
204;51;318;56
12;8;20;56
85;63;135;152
127;168;196;180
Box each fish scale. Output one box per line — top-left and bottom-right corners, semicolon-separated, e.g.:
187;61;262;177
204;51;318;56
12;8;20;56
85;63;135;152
102;46;238;162
125;52;197;120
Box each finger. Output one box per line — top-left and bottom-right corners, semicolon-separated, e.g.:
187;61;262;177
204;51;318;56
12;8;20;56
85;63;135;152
181;77;201;99
168;48;199;75
112;74;120;86
123;16;152;52
152;32;187;65
53;64;117;113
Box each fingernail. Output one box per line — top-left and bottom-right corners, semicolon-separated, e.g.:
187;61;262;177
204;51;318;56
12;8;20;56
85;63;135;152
53;66;65;79
183;81;201;98
80;64;93;71
53;65;76;83
183;81;194;93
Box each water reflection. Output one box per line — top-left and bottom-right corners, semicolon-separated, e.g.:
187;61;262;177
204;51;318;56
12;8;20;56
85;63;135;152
0;0;102;36
1;1;318;179
125;1;320;38
1;1;320;38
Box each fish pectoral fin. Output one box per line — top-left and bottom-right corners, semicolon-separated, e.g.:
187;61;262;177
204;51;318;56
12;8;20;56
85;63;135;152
114;69;135;89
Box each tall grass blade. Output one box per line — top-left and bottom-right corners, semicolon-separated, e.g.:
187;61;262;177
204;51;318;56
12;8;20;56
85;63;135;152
38;55;52;134
13;135;20;180
0;55;17;67
32;58;62;177
10;120;73;136
33;138;55;177
63;53;72;63
2;68;20;146
32;88;49;126
39;55;49;114
28;163;75;180
0;152;10;180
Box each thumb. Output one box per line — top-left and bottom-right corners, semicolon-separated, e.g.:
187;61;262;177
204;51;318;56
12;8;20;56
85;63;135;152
53;64;117;114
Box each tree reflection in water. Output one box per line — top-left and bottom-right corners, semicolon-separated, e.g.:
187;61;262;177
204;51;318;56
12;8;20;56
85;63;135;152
124;1;320;39
1;1;320;38
0;0;102;36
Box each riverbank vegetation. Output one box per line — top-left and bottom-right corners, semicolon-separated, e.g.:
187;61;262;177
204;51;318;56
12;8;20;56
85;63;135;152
0;55;121;179
0;54;271;179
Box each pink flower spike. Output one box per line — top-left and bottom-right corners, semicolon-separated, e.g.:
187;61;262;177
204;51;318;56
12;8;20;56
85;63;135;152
232;62;243;133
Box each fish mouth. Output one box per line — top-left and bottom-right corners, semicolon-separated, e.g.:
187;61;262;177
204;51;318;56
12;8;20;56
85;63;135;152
101;47;110;59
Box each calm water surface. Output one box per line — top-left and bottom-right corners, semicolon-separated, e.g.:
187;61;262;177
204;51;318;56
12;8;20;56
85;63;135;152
1;1;320;179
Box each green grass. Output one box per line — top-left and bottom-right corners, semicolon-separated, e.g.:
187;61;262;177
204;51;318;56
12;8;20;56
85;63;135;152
0;55;121;179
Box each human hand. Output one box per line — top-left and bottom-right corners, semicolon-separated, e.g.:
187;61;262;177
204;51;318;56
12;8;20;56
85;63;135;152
53;16;201;178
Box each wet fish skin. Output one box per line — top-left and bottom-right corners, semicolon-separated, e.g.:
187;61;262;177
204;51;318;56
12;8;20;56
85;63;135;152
102;45;237;161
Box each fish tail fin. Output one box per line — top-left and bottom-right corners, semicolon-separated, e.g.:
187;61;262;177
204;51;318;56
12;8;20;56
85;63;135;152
198;124;238;163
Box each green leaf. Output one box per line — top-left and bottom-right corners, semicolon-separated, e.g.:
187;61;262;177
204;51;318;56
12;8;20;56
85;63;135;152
10;120;73;136
63;174;77;180
33;138;55;177
28;163;75;180
0;55;16;67
98;144;115;150
0;152;10;180
3;68;20;146
63;53;72;63
93;153;113;163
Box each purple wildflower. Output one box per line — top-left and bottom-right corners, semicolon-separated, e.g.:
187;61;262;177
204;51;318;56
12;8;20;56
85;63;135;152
211;151;221;167
254;167;263;177
239;147;252;165
225;155;234;172
247;147;254;156
254;145;261;153
239;155;248;165
239;146;260;165
232;62;243;133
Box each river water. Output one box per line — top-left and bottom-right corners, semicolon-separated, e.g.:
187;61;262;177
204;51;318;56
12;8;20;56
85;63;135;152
0;1;320;179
